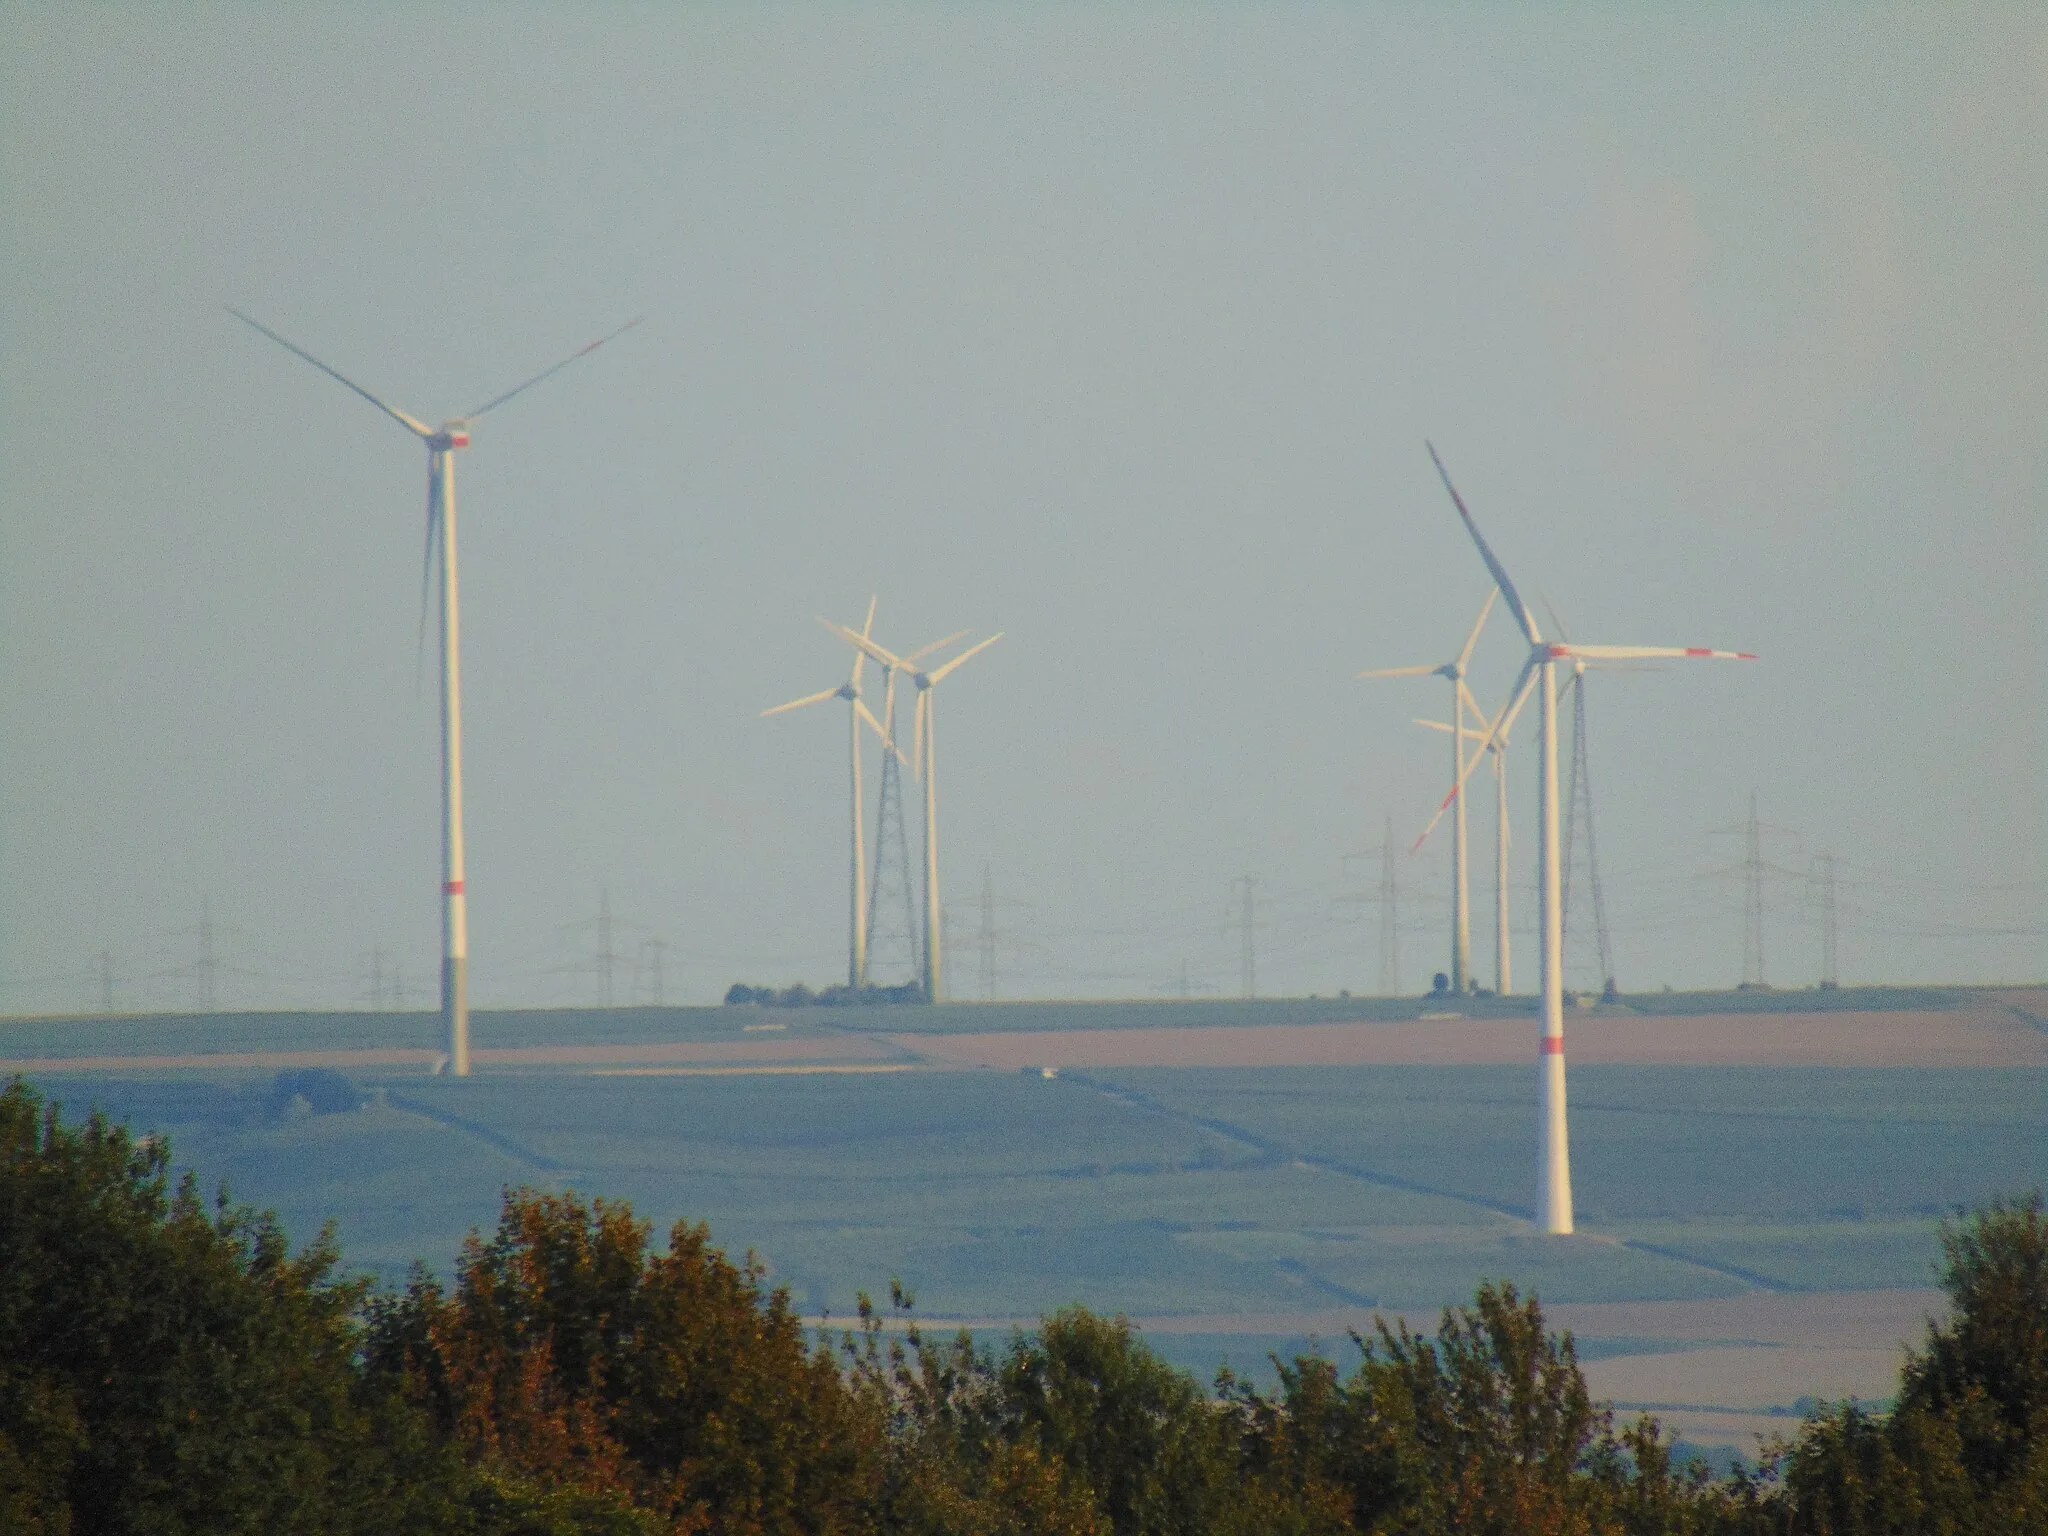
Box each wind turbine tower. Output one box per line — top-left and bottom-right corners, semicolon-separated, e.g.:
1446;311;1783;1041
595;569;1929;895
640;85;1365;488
232;309;639;1076
1427;442;1755;1234
763;599;895;987
1413;705;1520;995
1360;594;1494;992
826;622;1001;1003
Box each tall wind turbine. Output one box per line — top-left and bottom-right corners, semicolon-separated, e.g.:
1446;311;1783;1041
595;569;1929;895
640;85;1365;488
231;309;640;1076
1426;441;1755;1234
1359;592;1495;992
763;599;888;988
1413;689;1529;995
763;604;935;988
824;622;1002;1003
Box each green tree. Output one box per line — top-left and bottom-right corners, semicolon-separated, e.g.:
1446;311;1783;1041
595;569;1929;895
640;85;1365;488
367;1186;876;1534
1250;1280;1737;1536
0;1078;458;1535
1777;1191;2048;1534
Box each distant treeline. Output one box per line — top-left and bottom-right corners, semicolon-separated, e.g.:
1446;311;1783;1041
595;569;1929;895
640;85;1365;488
724;980;927;1007
1;1077;2043;1535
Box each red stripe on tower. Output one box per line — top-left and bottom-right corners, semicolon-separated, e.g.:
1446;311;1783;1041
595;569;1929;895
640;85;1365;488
444;880;465;896
1540;1035;1564;1055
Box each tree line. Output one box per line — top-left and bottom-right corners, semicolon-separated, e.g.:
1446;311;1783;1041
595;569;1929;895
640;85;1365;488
1;1078;2041;1534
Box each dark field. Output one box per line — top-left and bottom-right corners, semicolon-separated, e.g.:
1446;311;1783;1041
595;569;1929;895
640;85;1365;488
10;991;2044;1440
20;1060;2043;1315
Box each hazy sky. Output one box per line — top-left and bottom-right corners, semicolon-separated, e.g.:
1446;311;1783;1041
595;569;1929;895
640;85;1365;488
3;5;2041;1012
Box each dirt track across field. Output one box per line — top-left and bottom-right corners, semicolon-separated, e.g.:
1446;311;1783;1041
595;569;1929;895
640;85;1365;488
892;1006;2048;1071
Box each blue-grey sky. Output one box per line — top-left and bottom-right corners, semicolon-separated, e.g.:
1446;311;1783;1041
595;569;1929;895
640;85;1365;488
3;5;2041;1011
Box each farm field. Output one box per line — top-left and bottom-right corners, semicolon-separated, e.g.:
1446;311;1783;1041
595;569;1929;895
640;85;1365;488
9;988;2044;1458
1;983;2037;1068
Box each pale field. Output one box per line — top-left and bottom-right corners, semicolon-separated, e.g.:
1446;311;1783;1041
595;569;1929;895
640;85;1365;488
7;1000;2040;1075
8;996;2038;1452
891;1006;2048;1071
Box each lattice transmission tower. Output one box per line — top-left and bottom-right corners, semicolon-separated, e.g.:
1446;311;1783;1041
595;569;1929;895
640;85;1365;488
1560;670;1616;998
1812;851;1839;989
865;691;922;988
1741;792;1766;988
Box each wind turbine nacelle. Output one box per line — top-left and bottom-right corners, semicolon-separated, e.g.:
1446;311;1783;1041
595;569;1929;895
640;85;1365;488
431;426;472;451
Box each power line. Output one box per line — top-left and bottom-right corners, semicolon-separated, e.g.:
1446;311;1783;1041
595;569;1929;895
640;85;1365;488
1813;851;1839;989
865;691;921;988
634;938;667;1005
977;863;997;1002
1561;671;1616;998
1229;874;1261;999
598;887;616;1007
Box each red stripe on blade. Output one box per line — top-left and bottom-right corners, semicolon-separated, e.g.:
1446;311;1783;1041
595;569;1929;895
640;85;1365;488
1539;1035;1564;1055
444;880;465;896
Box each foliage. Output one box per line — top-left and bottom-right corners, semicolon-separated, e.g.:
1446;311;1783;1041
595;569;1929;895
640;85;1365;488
1774;1191;2048;1533
7;1076;2046;1534
0;1078;456;1535
365;1188;876;1533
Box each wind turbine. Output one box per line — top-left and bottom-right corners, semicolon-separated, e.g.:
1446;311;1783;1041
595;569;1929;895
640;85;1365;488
1413;685;1530;995
762;604;934;989
231;309;640;1077
763;598;886;988
823;621;1002;1003
1359;592;1495;992
1426;441;1755;1235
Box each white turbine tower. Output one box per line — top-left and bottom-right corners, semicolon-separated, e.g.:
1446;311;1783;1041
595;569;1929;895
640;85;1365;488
1359;592;1495;992
1427;441;1755;1234
1414;638;1660;997
763;598;886;988
762;602;932;988
824;622;1002;1003
1412;696;1524;995
232;309;640;1077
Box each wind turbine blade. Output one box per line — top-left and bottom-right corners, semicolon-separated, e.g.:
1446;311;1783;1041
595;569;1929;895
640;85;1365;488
1411;696;1508;853
912;690;928;777
1409;780;1462;854
1457;679;1491;729
1356;664;1441;681
1455;589;1497;672
855;698;914;769
228;308;431;437
1426;441;1543;646
413;458;441;686
1493;661;1540;744
1555;643;1759;662
820;617;903;672
905;630;969;666
925;631;1002;685
761;687;841;718
1414;716;1491;742
851;596;878;688
463;316;644;420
